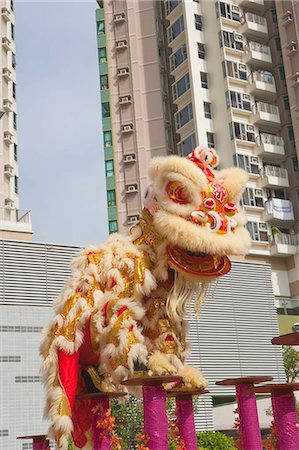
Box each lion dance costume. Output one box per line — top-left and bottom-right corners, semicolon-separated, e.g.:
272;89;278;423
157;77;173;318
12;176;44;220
40;147;251;449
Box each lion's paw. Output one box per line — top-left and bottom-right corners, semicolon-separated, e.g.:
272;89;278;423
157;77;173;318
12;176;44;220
147;351;176;376
181;366;208;390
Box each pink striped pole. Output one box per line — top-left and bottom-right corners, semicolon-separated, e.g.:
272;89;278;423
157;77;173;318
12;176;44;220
216;376;273;450
252;383;299;450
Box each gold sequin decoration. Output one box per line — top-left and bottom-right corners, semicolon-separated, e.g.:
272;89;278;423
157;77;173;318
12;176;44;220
108;310;131;345
158;318;172;334
86;252;102;267
160;340;177;355
58;392;71;416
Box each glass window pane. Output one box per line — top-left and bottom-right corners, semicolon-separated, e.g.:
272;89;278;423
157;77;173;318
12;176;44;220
98;47;107;63
105;160;114;177
104;131;112;147
102;102;110;118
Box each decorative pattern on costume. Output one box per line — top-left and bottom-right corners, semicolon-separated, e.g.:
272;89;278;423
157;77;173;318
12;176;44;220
40;148;251;450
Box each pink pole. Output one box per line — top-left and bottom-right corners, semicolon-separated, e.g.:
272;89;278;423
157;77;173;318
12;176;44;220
271;392;299;450
91;398;111;450
236;384;262;450
143;385;169;450
33;441;49;450
176;397;197;450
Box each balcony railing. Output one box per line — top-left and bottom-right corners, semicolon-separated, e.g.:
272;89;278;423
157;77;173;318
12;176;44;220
264;199;294;222
245;41;271;56
256;133;284;147
0;208;31;223
260;166;288;179
271;233;298;247
243;12;266;26
249;71;274;84
253;102;279;116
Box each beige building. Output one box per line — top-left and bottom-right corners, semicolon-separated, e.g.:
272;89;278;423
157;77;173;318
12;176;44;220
97;0;299;333
0;0;32;241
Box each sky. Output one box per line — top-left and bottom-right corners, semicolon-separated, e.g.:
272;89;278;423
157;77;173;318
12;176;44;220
15;1;108;246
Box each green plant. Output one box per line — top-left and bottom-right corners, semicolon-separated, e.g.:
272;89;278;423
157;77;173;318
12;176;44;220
283;345;299;382
197;431;235;450
110;395;143;449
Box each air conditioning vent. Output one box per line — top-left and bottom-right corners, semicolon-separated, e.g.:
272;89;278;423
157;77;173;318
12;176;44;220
126;184;138;193
232;5;239;12
254;189;263;197
246;125;255;132
122;124;134;133
250;156;259;164
258;222;268;231
114;13;125;22
3;132;13;144
4;164;14;177
243;94;251;101
117;67;129;77
120;95;131;105
4;199;14;209
288;41;297;53
128;215;139;225
116;40;127;49
124;154;136;163
239;63;247;71
1;7;10;22
234;34;243;42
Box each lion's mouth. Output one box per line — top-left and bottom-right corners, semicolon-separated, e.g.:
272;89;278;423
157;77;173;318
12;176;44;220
166;245;231;279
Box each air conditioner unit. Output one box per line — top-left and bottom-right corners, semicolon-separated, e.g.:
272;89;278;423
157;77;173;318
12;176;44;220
4;165;14;177
116;41;127;49
124;154;136;163
1;7;10;21
239;64;247;71
118;67;129;76
128;216;139;224
126;184;138;192
288;41;297;52
254;189;263;197
247;125;255;132
250;156;259;164
231;5;239;12
122;124;133;133
234;34;243;42
120;96;131;104
243;94;251;101
4;199;14;209
258;222;268;231
114;13;125;22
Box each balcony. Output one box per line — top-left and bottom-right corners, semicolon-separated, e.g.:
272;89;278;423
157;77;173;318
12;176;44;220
0;208;32;234
240;13;268;40
270;233;298;257
263;199;294;224
251;102;280;128
247;71;276;100
244;41;272;68
255;134;285;161
235;0;264;13
258;166;289;189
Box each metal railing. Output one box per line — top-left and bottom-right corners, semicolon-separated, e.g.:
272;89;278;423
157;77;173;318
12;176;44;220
0;208;31;223
260;165;288;179
257;133;284;147
249;71;274;84
245;41;271;55
244;12;266;26
253;101;279;115
271;233;298;246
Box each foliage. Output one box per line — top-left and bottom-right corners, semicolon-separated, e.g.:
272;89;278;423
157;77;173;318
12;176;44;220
282;345;299;382
67;437;73;450
197;431;235;449
262;420;276;450
110;395;143;449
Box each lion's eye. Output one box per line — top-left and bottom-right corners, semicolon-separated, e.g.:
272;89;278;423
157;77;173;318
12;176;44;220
165;181;190;204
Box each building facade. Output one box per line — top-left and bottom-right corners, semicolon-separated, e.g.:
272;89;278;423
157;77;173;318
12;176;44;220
0;0;32;241
96;0;299;333
0;239;285;448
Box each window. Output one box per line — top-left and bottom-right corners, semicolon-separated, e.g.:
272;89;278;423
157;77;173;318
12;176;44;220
14;176;18;194
12;81;16;99
275;37;281;51
11;23;14;40
101;102;110;118
98;47;107;63
0;356;21;362
194;14;203;30
14;144;18;161
175;103;193;129
234;153;259;175
109;220;118;234
169;45;187;71
271;9;277;23
226;91;251;111
178;133;196;156
13;112;17;129
224;61;247;80
242;187;263;207
230;122;255;142
219;30;243;51
168;16;184;43
283;95;290;110
0;326;43;332
219;2;240;21
292;157;298;172
207;132;215;148
22;444;33;450
97;20;105;34
15;376;41;383
104;130;112;147
10;0;14;11
197;42;205;59
165;0;180;16
279;66;285;80
200;72;208;88
0;430;8;437
12;53;16;69
105;160;114;177
100;74;109;90
172;73;190;99
288;126;295;140
107;190;116;207
204;102;212;119
246;222;268;242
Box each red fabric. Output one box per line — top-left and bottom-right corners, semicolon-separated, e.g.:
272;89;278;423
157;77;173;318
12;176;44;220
79;318;100;366
72;377;92;448
58;349;79;411
117;306;128;317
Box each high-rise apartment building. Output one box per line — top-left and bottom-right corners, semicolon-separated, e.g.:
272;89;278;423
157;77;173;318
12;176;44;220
96;0;299;334
0;0;32;241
